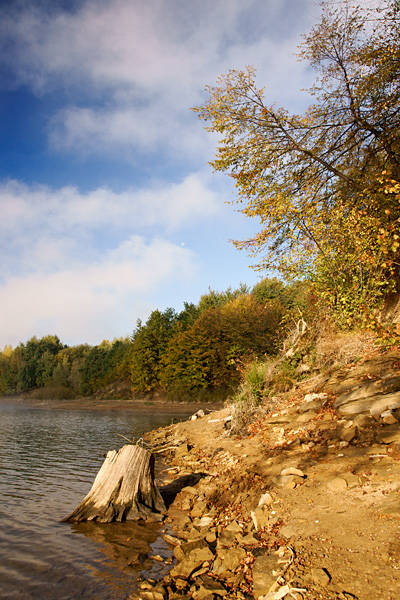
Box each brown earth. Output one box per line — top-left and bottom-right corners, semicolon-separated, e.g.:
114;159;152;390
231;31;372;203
141;348;400;600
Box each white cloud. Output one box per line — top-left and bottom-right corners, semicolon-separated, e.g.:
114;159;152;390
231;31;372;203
0;173;220;277
0;172;219;345
0;235;196;347
0;0;317;158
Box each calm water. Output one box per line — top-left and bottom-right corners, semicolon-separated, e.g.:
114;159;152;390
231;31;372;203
0;400;190;600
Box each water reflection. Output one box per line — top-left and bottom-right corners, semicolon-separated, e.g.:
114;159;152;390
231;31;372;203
72;520;173;578
0;400;190;600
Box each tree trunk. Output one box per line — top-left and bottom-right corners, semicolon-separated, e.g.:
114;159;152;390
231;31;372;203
62;444;166;523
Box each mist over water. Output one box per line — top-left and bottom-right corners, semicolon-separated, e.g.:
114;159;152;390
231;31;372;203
0;401;188;600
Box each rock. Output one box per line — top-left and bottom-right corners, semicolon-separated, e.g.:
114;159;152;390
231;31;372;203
191;501;208;518
296;412;318;423
217;530;237;548
174;578;189;590
170;546;214;579
352;413;374;428
198;516;214;528
311;567;331;587
381;410;398;424
326;477;348;493
225;520;242;533
212;547;246;575
161;533;181;546
191;410;205;421
303;393;329;403
251;506;270;531
281;467;305;478
378;424;400;444
181;486;199;496
297;393;328;414
334;380;386;408
237;532;258;545
273;474;305;488
193;575;228;597
252;554;284;598
278;524;297;539
341;426;358;443
175;443;191;457
140;587;167;600
337;391;400;416
258;492;274;507
174;538;209;561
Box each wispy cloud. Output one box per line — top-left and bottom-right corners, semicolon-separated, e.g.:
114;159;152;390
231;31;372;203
0;235;196;346
0;0;317;160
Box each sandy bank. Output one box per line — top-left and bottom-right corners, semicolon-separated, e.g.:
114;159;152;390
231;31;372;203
140;349;400;600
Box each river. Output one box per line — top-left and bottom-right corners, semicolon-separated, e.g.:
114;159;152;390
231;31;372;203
0;399;193;600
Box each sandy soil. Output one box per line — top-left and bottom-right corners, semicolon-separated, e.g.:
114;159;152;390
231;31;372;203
147;392;400;599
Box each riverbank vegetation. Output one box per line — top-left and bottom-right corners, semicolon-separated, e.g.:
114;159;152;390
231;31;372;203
1;0;399;407
0;278;310;401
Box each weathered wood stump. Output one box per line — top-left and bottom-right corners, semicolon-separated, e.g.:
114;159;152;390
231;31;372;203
62;444;166;523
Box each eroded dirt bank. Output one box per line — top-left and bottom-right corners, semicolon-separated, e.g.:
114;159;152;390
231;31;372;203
139;348;400;600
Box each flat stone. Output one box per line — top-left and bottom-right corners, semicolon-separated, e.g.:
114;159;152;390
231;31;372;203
170;546;214;579
225;520;242;533
174;538;209;561
381;410;398;424
198;516;214;528
379;424;400;444
140;587;167;600
251;506;270;531
338;391;400;416
217;530;237;548
181;485;199;496
279;524;297;539
296;412;317;423
326;477;348;493
191;501;208;518
334;380;387;408
237;532;258;545
281;467;305;477
341;426;358;443
252;554;283;598
258;492;274;507
212;547;246;575
194;575;228;597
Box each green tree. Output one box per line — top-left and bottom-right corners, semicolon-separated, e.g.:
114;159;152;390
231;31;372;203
160;307;232;392
17;335;64;390
193;0;400;324
197;284;250;313
130;308;177;392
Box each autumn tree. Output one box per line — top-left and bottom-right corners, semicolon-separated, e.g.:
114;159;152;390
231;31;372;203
193;0;400;324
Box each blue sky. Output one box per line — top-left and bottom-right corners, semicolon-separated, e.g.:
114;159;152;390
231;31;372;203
0;0;319;348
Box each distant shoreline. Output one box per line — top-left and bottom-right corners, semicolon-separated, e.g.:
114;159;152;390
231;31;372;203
0;395;223;413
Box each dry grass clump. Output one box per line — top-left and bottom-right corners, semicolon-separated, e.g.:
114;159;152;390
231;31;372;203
227;317;379;435
313;327;376;369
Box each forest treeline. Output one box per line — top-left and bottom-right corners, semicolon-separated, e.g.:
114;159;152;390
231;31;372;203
0;278;307;401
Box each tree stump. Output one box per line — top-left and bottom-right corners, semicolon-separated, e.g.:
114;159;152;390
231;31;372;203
62;444;166;523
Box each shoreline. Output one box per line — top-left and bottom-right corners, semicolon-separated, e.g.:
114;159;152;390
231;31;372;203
0;395;223;413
